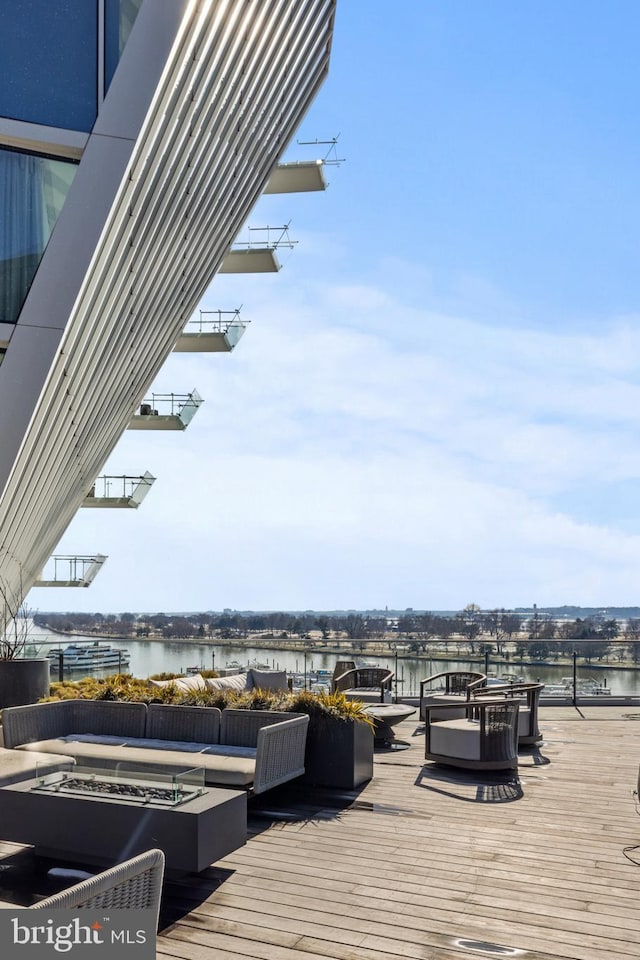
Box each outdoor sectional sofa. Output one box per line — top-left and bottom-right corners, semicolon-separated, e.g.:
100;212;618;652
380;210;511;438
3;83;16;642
1;699;309;795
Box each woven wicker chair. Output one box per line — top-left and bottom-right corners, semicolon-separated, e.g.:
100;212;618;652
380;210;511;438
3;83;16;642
470;682;544;745
419;671;486;721
331;661;357;691
32;848;165;927
333;667;394;703
424;698;520;771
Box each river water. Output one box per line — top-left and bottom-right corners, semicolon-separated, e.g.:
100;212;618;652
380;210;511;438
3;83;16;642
27;626;640;697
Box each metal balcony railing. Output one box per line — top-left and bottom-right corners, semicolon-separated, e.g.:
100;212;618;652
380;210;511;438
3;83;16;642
34;554;107;588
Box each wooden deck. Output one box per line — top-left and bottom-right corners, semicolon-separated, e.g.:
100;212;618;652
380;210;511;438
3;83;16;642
1;706;639;959
157;705;640;960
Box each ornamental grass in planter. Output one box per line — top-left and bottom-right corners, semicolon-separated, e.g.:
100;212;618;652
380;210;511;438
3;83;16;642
287;690;375;790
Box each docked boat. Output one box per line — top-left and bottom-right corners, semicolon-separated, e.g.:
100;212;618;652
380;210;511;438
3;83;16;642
48;641;130;673
485;673;525;686
225;659;244;671
544;677;612;697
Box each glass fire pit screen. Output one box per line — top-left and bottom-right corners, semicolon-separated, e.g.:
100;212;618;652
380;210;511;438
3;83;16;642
33;762;205;807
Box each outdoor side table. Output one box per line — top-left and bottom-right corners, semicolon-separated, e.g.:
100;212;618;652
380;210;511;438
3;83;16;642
363;704;416;750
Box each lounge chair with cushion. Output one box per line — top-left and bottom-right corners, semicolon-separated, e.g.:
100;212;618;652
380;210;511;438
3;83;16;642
0;848;165;926
470;682;544;744
424;697;520;771
419;671;486;721
330;661;357;692
332;667;394;704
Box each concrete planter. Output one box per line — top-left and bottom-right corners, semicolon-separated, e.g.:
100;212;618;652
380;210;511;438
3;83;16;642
0;659;50;709
302;717;374;789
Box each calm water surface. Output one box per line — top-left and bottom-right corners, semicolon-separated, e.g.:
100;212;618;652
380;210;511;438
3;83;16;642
27;626;640;696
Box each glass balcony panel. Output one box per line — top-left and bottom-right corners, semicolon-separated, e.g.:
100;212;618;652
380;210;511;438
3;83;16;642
0;148;77;325
178;390;203;427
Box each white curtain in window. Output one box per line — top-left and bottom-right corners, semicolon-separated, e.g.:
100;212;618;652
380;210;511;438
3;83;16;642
0;149;75;324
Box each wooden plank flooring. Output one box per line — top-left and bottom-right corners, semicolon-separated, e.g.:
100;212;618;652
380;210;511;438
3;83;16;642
1;707;639;960
158;707;640;960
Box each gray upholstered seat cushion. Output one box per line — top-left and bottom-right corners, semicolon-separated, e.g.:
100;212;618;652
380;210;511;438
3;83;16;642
421;693;468;720
343;688;391;703
17;739;256;787
428;718;481;761
518;707;531;735
204;744;256;759
0;747;76;786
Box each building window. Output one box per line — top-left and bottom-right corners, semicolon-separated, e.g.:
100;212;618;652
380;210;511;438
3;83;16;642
105;0;144;91
0;148;77;325
0;1;99;132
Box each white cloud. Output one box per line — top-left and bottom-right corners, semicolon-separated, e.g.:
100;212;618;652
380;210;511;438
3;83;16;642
49;266;640;612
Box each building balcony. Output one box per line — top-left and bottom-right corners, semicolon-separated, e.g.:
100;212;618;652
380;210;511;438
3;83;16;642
82;472;155;508
264;159;327;194
128;390;203;431
34;554;107;588
174;310;247;353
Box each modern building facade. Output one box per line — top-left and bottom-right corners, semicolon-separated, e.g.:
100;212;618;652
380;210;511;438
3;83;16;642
0;0;336;605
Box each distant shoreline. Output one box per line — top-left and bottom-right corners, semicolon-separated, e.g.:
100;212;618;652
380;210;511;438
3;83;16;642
36;627;640;673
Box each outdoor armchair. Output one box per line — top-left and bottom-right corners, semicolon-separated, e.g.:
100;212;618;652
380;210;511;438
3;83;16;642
419;670;486;721
0;849;165;927
333;667;394;703
424;697;520;771
470;682;544;744
331;661;357;691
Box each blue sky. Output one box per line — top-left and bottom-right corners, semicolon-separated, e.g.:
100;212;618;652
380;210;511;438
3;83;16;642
45;1;640;613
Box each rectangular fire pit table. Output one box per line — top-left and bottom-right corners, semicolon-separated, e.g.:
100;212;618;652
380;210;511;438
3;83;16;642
0;764;246;874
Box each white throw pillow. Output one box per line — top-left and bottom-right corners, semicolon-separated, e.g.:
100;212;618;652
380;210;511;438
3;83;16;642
205;673;248;692
149;673;206;691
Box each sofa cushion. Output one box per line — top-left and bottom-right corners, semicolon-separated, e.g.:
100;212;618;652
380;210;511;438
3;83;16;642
204;744;257;759
0;747;76;787
246;669;289;692
17;739;256;788
62;734;129;746
195;754;255;787
148;673;207;692
62;732;219;753
205;674;248;692
18;740;113;758
125;738;211;752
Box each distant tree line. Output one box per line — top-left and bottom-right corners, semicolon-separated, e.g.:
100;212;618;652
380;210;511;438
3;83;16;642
33;606;640;663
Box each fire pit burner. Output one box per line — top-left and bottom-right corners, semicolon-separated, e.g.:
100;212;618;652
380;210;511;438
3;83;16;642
33;769;202;807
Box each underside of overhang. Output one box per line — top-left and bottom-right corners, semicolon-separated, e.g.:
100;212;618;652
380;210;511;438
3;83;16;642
0;0;337;602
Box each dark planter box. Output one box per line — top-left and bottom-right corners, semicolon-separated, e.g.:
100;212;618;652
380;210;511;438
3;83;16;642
302;718;374;789
0;659;50;709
